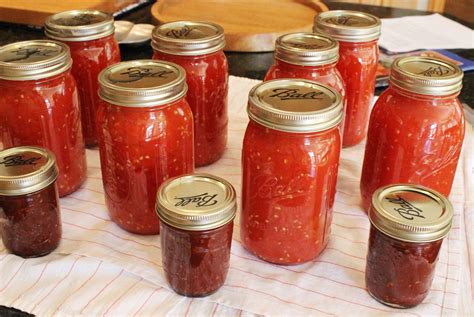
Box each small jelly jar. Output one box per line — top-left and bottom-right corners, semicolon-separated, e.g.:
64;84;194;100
45;10;121;147
314;10;381;147
264;32;346;104
97;60;194;235
152;21;228;167
241;79;344;265
360;57;465;211
0;146;61;258
366;184;453;308
156;173;236;297
0;40;87;197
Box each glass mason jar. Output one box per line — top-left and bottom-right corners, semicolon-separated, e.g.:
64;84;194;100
152;21;228;167
156;173;236;297
366;184;453;308
314;10;381;147
264;32;346;104
45;10;121;147
0;40;87;197
97;60;194;235
360;57;465;211
0;146;61;257
241;79;344;265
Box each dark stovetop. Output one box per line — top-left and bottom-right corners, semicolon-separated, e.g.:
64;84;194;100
0;2;472;316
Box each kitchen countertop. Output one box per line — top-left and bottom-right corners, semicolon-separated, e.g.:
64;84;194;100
0;1;472;316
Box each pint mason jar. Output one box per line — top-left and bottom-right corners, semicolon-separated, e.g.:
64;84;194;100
366;184;453;308
156;173;236;297
0;146;61;258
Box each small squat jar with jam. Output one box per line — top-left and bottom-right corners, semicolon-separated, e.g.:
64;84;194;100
156;173;236;297
45;10;121;147
314;10;381;147
366;184;453;308
0;40;87;197
152;21;228;167
0;146;62;258
264;32;346;104
360;57;465;211
241;79;344;265
97;60;194;235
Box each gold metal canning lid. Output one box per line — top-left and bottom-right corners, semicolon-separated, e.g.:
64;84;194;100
389;56;463;96
274;32;339;66
45;10;115;42
98;60;187;107
247;79;343;133
156;173;237;231
313;10;381;42
0;146;58;196
369;184;453;243
0;40;72;81
152;21;225;56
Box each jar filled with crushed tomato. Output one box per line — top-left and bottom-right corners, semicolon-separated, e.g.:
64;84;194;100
0;40;87;197
45;10;121;147
264;32;346;106
156;173;236;297
97;60;194;234
241;79;344;265
314;10;381;147
366;184;453;308
152;21;228;167
0;146;61;257
360;57;465;211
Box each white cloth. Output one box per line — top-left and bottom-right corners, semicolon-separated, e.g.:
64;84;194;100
0;76;472;316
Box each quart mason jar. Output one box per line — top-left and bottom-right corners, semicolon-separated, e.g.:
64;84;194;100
97;60;194;234
241;79;344;265
0;40;87;197
45;10;121;147
314;10;381;147
360;57;465;211
264;32;346;105
152;21;228;167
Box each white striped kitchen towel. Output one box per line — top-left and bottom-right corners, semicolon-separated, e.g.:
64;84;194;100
0;76;472;316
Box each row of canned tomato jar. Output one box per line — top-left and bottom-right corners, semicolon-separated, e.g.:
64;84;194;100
0;9;465;309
